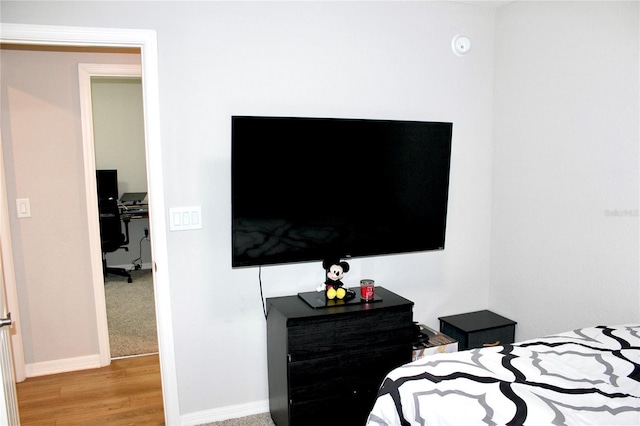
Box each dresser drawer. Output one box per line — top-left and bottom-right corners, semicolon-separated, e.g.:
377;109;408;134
439;310;516;351
289;343;410;402
288;308;413;361
290;393;373;426
467;325;514;348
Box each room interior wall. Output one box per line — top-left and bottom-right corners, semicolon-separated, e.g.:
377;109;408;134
3;1;636;423
159;2;497;416
0;46;141;366
490;1;639;340
92;77;147;193
1;1;497;418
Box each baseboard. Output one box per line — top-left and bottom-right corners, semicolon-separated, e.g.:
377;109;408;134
180;399;270;426
26;354;102;377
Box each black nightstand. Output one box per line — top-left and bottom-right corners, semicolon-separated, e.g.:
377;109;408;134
439;310;516;350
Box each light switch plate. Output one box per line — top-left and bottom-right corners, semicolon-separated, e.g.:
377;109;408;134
16;198;31;218
169;206;202;231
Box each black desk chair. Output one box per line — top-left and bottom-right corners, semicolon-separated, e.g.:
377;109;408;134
99;203;132;283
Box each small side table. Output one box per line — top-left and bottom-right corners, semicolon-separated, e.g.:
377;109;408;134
439;310;516;350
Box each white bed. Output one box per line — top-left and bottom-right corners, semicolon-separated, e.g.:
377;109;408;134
367;324;640;425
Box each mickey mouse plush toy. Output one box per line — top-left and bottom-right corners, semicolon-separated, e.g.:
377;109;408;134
320;258;356;301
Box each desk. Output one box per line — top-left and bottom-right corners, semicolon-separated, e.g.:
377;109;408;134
109;205;151;269
120;205;149;221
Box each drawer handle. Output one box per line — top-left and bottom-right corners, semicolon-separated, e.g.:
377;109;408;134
483;340;501;347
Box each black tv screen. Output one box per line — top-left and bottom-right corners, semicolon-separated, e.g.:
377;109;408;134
231;116;452;267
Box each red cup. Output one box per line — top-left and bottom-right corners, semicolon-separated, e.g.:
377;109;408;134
360;279;375;301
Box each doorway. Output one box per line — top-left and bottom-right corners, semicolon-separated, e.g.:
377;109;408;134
84;70;158;359
0;23;178;424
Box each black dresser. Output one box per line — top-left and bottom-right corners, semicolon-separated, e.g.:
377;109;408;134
266;287;414;426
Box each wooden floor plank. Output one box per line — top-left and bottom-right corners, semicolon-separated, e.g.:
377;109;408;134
17;354;164;425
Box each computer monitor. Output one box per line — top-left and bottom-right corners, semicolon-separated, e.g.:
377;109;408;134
96;170;118;206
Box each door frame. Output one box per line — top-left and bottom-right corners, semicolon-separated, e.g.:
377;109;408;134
0;133;22;424
77;63;144;367
0;23;179;425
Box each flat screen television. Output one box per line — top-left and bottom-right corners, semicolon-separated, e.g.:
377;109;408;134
231;116;453;268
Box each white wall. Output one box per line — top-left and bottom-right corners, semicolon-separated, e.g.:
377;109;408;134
1;1;496;418
92;77;147;195
159;2;495;415
491;1;639;340
2;0;637;422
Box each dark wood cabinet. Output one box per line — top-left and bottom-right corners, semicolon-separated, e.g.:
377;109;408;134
439;310;516;350
266;287;414;426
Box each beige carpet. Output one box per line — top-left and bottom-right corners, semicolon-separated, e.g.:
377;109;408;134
199;413;275;426
104;269;158;358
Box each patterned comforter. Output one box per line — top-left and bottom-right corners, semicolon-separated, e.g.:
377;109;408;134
367;325;640;425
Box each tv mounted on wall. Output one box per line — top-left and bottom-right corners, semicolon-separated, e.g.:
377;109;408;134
231;116;453;268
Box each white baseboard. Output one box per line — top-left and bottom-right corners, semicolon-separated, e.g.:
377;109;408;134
180;399;270;426
26;354;102;377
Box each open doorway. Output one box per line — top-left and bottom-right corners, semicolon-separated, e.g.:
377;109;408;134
88;73;158;359
0;23;178;425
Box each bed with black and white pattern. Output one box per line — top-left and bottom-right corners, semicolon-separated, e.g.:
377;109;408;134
367;324;640;425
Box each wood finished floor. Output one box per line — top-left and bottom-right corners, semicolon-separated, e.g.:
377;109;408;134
16;354;164;426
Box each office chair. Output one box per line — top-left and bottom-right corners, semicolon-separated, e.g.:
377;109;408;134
99;202;132;283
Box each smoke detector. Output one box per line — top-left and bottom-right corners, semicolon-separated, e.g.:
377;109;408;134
452;35;471;56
